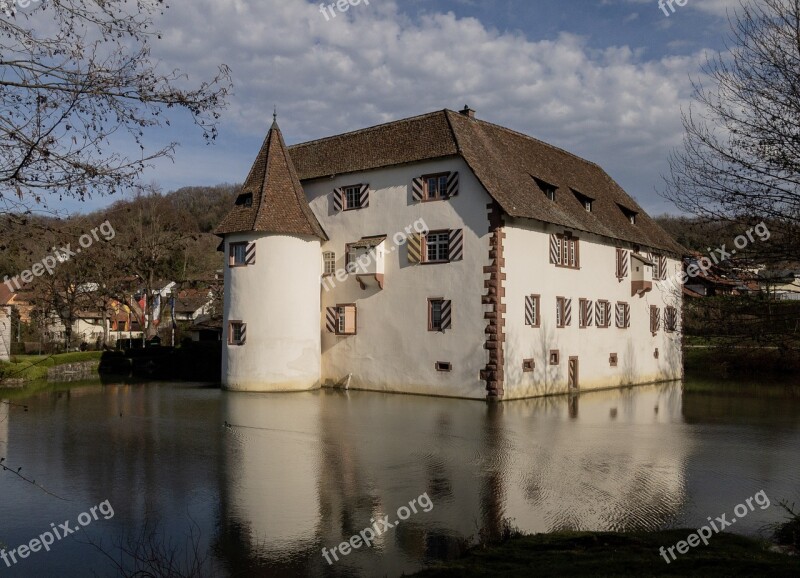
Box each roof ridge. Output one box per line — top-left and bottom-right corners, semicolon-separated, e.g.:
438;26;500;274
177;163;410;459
289;110;448;149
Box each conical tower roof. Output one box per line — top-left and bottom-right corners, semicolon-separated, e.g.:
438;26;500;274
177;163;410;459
215;120;327;239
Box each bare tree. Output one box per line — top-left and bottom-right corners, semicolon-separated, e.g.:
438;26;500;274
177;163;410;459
663;0;800;266
0;1;231;210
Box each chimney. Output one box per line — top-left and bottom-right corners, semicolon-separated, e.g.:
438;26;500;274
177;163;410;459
460;105;476;119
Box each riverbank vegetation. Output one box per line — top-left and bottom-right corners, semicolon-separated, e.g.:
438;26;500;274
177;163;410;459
0;351;102;383
412;529;799;577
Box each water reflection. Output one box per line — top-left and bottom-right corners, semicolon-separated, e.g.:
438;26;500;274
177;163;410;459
217;383;694;575
1;380;798;578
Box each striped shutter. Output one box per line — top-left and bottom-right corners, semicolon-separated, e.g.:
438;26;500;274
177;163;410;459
245;242;256;265
407;233;422;264
616;249;628;278
659;255;667;280
564;298;572;326
236;323;247;344
615;303;624;328
325;307;337;333
525;295;536;326
446;172;459;197
624;304;630;328
448;229;464;261
440;300;452;331
333;188;343;212
359;184;370;208
550;235;562;265
411;177;424;202
586;300;594;327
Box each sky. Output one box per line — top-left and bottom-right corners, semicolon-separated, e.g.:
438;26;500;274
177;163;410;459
45;0;746;216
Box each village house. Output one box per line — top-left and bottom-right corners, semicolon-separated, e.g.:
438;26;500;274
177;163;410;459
214;107;685;400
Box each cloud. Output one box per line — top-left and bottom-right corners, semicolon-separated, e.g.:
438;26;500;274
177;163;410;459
134;0;710;213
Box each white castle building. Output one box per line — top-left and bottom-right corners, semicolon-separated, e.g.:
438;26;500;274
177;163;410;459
214;107;684;401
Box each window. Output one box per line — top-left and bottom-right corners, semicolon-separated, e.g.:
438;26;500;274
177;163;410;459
579;299;593;328
618;203;638;225
652;254;668;281
534;177;557;201
234;193;253;207
425;231;450;263
428;298;452;332
435;361;452;372
523;359;535;372
572;188;594;212
556;297;571;328
609;353;618;367
425;174;449;200
335;305;357;335
650;305;661;334
596;300;611;328
412;173;458;201
665;306;678;332
615;248;628;279
408;230;463;265
229;321;246;345
344;185;362;210
549;350;560;365
525;295;540;327
229;242;251;267
325;306;356;335
550;233;579;268
323;252;336;275
615;302;630;328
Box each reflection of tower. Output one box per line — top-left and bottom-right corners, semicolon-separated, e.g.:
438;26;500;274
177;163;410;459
214;117;328;392
220;392;321;555
0;306;11;361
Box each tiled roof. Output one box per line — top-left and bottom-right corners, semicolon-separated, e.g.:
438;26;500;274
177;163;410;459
289;109;684;255
215;121;327;239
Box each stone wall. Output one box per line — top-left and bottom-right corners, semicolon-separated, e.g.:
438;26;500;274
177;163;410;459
46;361;100;383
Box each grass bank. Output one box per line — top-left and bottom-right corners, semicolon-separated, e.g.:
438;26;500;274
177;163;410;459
0;351;102;382
411;530;799;577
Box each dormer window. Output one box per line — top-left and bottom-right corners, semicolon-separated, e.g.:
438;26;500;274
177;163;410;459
572;188;594;213
235;193;253;207
618;204;638;225
533;177;557;201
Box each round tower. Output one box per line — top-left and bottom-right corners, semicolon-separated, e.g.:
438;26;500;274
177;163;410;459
214;118;327;392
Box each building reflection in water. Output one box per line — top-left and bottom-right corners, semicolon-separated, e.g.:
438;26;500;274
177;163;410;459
217;382;689;576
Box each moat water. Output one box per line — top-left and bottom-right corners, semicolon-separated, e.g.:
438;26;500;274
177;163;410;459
1;377;798;576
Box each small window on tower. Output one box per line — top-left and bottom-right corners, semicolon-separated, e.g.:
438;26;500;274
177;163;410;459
229;321;246;346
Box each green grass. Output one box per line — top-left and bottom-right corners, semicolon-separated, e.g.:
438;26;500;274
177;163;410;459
411;530;799;577
0;351;102;382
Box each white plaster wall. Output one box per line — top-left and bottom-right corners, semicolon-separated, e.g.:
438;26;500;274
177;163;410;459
222;234;321;391
304;157;493;400
503;218;682;399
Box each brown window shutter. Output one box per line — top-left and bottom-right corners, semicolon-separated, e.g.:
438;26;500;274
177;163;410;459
446;172;459;197
448;229;463;261
564;298;572;326
659;256;667;280
359;184;370;208
333;188;343;212
411;177;424;202
440;300;452;331
245;242;256;265
407;233;422;264
325;308;337;333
